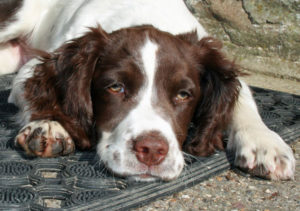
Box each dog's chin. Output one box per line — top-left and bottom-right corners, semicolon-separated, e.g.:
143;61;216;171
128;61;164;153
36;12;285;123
107;166;181;182
127;173;179;182
103;163;164;182
127;174;160;182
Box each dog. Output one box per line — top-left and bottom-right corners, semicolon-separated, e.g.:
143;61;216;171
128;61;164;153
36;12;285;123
0;0;295;181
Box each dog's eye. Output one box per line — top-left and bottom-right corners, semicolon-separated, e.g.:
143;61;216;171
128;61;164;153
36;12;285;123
107;83;124;94
175;90;191;102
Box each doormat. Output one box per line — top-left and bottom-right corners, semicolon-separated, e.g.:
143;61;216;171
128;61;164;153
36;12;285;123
0;74;299;210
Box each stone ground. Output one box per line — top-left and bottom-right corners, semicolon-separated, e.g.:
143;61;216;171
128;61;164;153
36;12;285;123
133;75;300;211
241;73;300;95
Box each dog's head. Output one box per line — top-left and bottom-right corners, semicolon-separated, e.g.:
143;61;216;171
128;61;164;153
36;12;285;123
27;25;240;181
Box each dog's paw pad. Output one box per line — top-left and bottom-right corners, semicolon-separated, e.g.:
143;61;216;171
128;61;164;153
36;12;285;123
15;120;75;157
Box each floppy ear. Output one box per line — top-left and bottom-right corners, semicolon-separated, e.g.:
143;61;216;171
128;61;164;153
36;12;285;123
24;27;108;149
184;37;241;156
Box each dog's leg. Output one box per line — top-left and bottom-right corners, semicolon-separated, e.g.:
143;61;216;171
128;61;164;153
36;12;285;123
15;120;75;157
9;59;75;158
227;80;295;180
8;59;41;126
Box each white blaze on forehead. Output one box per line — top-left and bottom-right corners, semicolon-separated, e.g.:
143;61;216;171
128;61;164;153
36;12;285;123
131;38;178;144
122;37;178;143
140;38;158;106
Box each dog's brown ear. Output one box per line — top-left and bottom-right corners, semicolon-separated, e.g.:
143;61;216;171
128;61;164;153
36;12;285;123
24;26;108;149
184;37;241;156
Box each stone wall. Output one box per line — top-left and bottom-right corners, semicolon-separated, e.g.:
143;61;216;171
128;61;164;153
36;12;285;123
185;0;300;82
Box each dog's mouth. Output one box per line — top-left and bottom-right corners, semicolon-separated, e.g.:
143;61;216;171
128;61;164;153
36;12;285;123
102;161;164;181
102;156;183;182
128;173;160;182
126;168;179;182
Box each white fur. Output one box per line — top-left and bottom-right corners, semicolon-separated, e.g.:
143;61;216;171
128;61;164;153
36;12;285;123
1;0;295;181
0;0;207;52
8;59;41;126
0;0;62;46
228;81;295;180
0;43;22;75
97;40;184;181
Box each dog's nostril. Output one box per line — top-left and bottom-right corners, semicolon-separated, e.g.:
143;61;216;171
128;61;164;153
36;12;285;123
158;149;167;155
134;136;169;166
140;147;149;153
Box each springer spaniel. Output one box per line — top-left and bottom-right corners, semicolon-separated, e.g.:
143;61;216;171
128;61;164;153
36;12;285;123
0;0;295;181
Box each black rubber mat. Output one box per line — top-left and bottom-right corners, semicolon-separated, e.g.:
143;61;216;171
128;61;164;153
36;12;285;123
0;74;299;210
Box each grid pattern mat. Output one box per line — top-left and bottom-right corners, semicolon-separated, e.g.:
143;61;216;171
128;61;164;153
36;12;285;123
0;74;299;210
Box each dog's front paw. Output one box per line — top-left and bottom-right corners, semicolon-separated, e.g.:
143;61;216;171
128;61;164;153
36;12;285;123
229;127;295;180
15;120;75;157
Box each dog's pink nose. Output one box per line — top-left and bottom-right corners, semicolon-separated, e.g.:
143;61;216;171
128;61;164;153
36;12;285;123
134;134;169;166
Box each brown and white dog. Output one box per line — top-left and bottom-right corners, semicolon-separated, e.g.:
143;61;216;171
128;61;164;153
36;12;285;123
0;0;295;181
